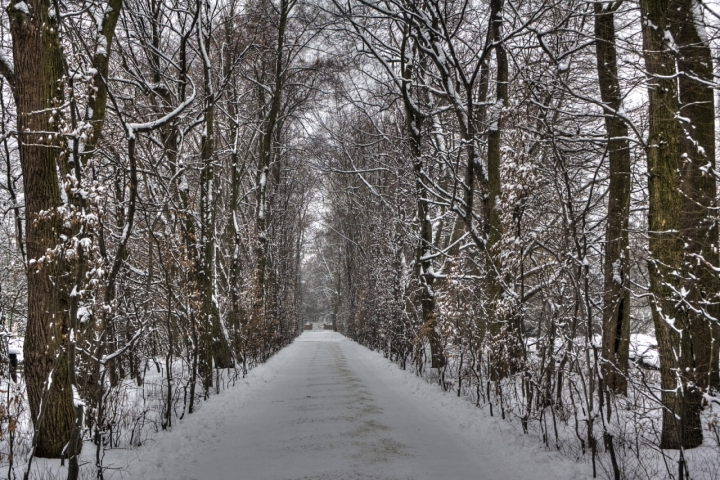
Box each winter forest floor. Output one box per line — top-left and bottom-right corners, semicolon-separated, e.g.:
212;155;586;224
94;331;589;480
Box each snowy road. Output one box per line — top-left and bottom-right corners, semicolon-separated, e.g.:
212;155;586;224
123;332;588;480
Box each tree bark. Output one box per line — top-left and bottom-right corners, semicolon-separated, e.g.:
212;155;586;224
485;0;507;338
668;0;720;391
198;2;234;380
594;2;632;395
83;0;123;155
640;0;714;449
400;32;445;369
8;0;73;457
252;0;289;351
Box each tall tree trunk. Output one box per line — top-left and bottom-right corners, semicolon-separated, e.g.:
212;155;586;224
400;34;445;368
640;0;714;449
198;2;233;380
669;0;720;391
229;100;245;360
8;0;73;457
594;2;632;395
224;6;246;361
252;0;288;346
485;0;507;338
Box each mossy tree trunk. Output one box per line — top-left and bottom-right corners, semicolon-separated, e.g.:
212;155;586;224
5;0;122;458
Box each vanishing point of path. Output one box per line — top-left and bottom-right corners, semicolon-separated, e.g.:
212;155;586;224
124;332;588;480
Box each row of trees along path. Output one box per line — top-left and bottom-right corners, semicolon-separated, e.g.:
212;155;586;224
0;1;719;480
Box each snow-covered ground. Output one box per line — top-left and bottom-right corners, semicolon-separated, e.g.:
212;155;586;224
112;332;589;480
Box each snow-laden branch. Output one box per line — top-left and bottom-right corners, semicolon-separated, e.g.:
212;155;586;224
126;79;197;137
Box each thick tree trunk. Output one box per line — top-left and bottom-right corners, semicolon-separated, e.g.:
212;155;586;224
594;3;632;395
640;0;715;449
8;0;74;458
668;0;720;391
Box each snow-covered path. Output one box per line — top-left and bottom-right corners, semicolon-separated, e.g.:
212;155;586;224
123;332;588;480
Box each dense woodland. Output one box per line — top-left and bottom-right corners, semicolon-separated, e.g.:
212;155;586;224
1;0;720;479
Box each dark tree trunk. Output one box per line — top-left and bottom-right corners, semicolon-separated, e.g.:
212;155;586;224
400;27;445;369
198;5;234;378
594;2;632;395
9;0;73;458
669;0;720;391
252;0;289;349
640;0;715;449
485;0;507;338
